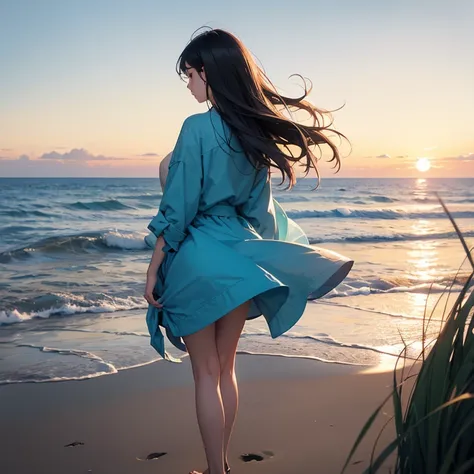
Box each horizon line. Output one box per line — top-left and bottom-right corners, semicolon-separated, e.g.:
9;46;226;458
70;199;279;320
2;176;474;180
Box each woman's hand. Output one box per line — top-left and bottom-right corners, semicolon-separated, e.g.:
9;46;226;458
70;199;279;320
144;268;162;308
144;236;166;308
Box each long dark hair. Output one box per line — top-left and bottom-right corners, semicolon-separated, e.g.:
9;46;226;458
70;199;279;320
176;27;349;188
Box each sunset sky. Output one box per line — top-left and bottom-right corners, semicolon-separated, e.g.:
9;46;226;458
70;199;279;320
1;0;473;178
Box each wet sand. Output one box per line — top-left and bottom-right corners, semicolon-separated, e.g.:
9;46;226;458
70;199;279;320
0;354;398;474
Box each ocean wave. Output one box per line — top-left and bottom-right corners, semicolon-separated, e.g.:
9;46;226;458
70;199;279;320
0;344;118;385
0;230;149;263
58;327;148;337
102;230;150;249
413;197;440;203
271;194;397;204
0;294;145;325
64;199;136;211
327;281;465;298
447;198;474;204
308;229;474;244
0;225;37;234
0;355;162;386
0;209;56;218
235;349;366;366
271;194;311;203
240;332;419;361
368;195;398;203
1;271;467;326
117;193;163;201
317;300;443;321
287;207;474;220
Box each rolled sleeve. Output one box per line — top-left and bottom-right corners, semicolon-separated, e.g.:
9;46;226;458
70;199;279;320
147;211;187;252
147;117;203;252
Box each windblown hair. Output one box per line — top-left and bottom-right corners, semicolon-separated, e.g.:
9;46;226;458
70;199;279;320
176;27;349;188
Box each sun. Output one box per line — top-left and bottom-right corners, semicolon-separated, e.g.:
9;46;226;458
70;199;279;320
416;158;431;172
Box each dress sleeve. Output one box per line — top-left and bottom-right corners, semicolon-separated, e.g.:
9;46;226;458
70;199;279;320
147;117;202;252
238;167;277;239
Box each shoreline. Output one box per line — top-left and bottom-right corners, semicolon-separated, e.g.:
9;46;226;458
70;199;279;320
0;353;398;474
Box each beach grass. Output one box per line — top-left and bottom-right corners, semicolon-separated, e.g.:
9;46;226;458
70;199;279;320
342;197;474;474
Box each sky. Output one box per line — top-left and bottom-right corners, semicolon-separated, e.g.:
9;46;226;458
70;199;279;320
0;0;473;178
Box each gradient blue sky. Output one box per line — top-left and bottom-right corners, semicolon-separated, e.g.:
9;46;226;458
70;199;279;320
1;0;473;178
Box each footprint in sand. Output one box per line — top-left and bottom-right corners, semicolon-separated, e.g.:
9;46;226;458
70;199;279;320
136;452;167;461
64;441;84;448
137;450;273;464
240;450;275;463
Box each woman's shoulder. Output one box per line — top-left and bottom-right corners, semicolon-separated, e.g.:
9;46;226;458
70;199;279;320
181;109;215;129
180;109;228;152
175;111;211;145
183;108;224;132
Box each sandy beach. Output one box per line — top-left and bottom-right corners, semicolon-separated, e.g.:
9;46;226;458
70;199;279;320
0;354;399;474
1;0;472;471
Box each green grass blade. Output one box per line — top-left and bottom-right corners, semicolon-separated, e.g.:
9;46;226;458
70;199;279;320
363;439;399;474
439;411;474;474
452;457;474;474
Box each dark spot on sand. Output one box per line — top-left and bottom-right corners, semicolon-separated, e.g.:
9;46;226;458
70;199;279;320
352;460;363;465
64;441;84;448
141;452;167;461
261;450;275;457
240;453;264;463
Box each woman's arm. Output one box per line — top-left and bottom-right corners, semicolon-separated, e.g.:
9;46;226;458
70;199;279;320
159;151;173;189
147;235;166;272
147;116;203;253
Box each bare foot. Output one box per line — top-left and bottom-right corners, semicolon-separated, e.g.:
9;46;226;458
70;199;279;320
190;467;229;474
189;462;229;474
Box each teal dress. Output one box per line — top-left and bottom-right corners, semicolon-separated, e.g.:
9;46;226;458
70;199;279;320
146;108;353;362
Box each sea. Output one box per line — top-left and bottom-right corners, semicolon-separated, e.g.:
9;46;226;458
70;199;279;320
1;177;473;385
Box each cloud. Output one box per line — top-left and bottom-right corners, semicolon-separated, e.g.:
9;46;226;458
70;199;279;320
439;152;474;162
0;154;30;161
0;149;129;176
39;148;127;162
0;157;160;178
138;152;159;157
376;154;391;159
396;155;408;158
1;148;13;152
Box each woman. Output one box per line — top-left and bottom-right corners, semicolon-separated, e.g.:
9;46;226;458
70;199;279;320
144;28;353;474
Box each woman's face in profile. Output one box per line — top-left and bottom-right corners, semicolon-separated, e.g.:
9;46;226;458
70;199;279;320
184;62;213;104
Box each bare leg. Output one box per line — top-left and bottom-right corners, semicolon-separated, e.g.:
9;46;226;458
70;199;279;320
216;301;250;471
185;302;250;474
184;323;225;474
